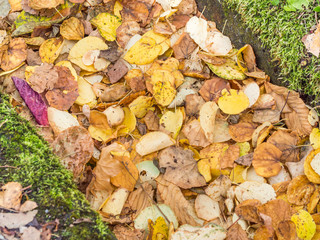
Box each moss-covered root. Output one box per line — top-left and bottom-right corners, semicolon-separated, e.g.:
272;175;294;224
0;94;116;240
223;0;320;99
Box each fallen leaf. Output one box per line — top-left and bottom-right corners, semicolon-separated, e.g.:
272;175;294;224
47;107;79;134
144;110;159;131
305;149;320;184
218;89;250;115
147;216;169;240
182;120;210;148
93;82;128;103
291;209;316;240
1;38;27;71
90;110;110;129
185;16;207;50
52;126;94;179
0;210;38;229
267;130;300;162
121;1;149;26
90;13;121;41
206;59;246;81
60;17;84;40
276;220;298;240
12;76;48;125
286;175;315;205
221;144;240;169
19;200;38;212
128;182;154;217
39;37;63;64
101;188;129;215
194;194;220;221
229;121;256;142
235;181;276;204
75;76;97;107
252;142;282;178
28;0;64;10
199;77;230;102
21;226;41;240
125;68;146;92
129;96;154;118
116;21;141;48
226;223;249;240
0;182;22;211
235;199;262;223
172;32;197;60
265;82;312;137
205;175;232;201
152;80;176;107
185;94;205;116
159;108;184;138
113;225;145;240
199;101;218;143
243;81;260;107
307;188;320;213
302;22;320;57
103;105;124;127
156;175;204;226
107;59;128;84
158;146;206;189
253;226;274;240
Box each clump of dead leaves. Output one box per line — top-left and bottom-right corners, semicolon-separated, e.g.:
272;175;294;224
1;0;320;239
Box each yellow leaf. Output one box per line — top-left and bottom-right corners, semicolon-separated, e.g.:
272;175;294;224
39;37;63;64
218;89;250;115
159;108;184;139
148;216;169;240
230;164;247;184
90;13;121;41
143;30;170;55
291;209;316;240
25;66;36;82
75;77;97;107
9;0;22;11
304;149;320;184
197;159;211;182
88;125;116;142
118;107;137;136
236;142;251;157
114;1;123;19
151;69;176;86
128;96;154;118
68;36;109;72
124;36;162;65
153;80;176;107
310;128;320;149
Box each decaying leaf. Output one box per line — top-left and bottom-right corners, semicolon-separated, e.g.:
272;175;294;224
235;181;276;204
159;108;184;138
128;182;154;217
144;110;159;131
52;126;94;179
252;142;282;178
286;175;315;205
276;220;298;240
158;146;206;189
199;77;230;102
195;194;220;221
199;101;218;143
226;223;249;240
235;199;262;223
156;175;204;226
0;182;22;211
182;120;210;148
305;148;320;184
1;38;27;71
28;0;64;10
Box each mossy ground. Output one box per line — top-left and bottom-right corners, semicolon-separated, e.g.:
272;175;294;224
0;94;116;240
223;0;320;102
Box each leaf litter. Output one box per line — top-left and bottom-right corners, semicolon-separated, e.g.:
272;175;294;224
1;0;320;239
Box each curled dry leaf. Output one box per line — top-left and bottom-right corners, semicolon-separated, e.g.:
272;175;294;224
229;121;256;142
235;199;262;223
158;146;206;189
304;148;320;184
52;126;94;180
286;175;315;205
60;17;85;41
252;142;282;178
182;119;210;148
1;38;27;71
0;182;22;211
265;82;312;137
267;130;300;162
45;66;79;111
156;175;204;226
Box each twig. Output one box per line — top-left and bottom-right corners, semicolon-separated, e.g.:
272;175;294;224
0;119;8;128
279;91;290;115
0;165;18;169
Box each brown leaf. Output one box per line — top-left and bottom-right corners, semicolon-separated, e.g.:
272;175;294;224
286;175;315;205
235;153;253;167
252;142;282;177
254;226;275;240
116;21;141;48
28;63;58;93
252;93;276;110
177;0;197;15
21;226;41;240
19;200;38;212
252;109;280;124
107;59;129;84
235;199;262;223
91;143;123;193
144;110;159;131
156;175;203;226
52;126;94;179
302;22;320;57
100;48;123;63
182;119;210;148
125;68;146;92
221;144;240;169
89;110;110;129
185;94;205;116
199;77;230;102
28;0;64;10
92;82;129;102
158;146;206;189
172;32;198;60
110;154;139;192
0;210;38;229
26;49;41;66
229;122;256;142
0;182;22;211
170;14;191;29
265;82;312;136
121;1;149;27
258;199;292;229
242;44;256;72
45;66;79;111
226;223;249;240
128;182;154;217
1;38;27;71
60;17;84;41
198;52;227;65
153;22;174;35
113;224;145;240
267;130;300;162
276;220;297;240
272;180;290;197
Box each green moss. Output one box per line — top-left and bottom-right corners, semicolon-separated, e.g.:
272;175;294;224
0;94;116;240
223;0;320;100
